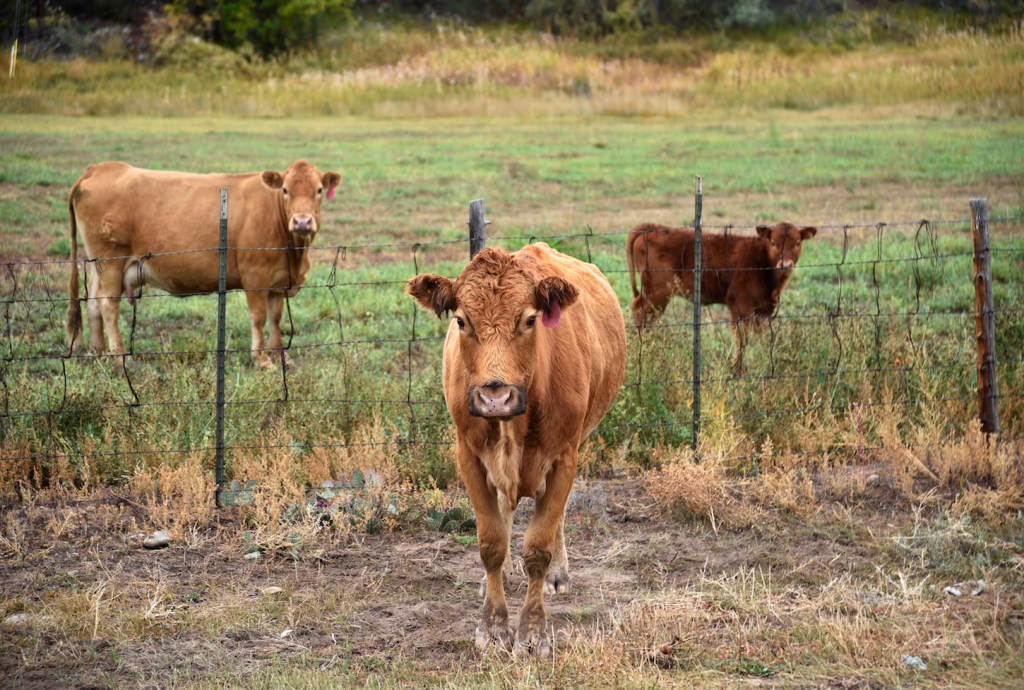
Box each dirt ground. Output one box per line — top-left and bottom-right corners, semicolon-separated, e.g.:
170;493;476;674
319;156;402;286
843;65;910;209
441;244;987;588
3;474;1019;689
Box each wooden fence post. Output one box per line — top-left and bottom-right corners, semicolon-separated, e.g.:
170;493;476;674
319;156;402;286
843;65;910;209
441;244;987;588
468;199;487;259
970;198;1000;439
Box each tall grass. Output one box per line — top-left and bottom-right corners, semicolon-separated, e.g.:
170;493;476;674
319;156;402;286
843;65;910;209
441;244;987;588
1;20;1021;117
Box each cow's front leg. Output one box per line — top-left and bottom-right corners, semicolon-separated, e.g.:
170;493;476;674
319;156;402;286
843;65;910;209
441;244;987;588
479;495;513;597
267;292;293;367
457;443;513;650
517;450;577;658
244;289;273;369
544;510;569;595
727;296;754;378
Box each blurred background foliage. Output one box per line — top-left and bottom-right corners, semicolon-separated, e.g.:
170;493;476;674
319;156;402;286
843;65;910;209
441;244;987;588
3;0;1022;61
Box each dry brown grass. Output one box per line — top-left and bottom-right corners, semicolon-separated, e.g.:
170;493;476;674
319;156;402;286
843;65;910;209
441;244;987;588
129;454;216;538
644;415;760;530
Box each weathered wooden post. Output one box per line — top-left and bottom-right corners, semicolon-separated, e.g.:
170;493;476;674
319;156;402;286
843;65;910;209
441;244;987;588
468;199;487;259
692;176;703;451
970;199;1000;439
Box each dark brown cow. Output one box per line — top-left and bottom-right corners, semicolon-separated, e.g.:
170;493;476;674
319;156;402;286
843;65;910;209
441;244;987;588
627;221;816;375
65;160;341;367
408;243;626;657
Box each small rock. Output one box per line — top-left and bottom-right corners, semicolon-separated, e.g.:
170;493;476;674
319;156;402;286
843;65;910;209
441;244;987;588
244;551;261;561
3;613;30;628
866;474;880;485
260;586;283;596
902;655;927;671
944;579;987;597
3;613;52;629
280;628;293;639
143;530;172;550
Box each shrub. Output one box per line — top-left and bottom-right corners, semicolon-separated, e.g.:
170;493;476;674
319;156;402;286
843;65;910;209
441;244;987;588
167;0;356;57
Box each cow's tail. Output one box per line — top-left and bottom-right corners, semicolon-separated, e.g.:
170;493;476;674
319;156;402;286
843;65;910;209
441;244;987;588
65;186;82;352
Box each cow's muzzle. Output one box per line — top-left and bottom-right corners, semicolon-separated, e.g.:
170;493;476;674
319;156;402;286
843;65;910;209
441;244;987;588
468;383;526;419
290;214;316;236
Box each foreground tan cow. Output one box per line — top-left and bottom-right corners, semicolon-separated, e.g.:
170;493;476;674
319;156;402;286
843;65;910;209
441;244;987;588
627;221;816;375
408;243;626;657
65;160;341;367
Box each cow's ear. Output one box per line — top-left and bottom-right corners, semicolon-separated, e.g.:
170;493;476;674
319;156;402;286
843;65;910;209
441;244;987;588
322;171;341;201
801;226;818;240
535;276;579;328
756;225;772;238
407;274;456;318
261;170;284;190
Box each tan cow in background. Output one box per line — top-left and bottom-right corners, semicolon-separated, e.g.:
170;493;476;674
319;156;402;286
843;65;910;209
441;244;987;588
408;243;626;657
65;160;341;367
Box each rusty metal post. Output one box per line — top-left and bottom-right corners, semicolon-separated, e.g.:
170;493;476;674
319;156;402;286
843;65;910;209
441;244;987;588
468;199;487;259
215;188;228;493
692;176;703;451
970;198;1000;439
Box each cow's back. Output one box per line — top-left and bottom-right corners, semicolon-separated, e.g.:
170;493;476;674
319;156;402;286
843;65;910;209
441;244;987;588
519;243;626;438
71;163;279;293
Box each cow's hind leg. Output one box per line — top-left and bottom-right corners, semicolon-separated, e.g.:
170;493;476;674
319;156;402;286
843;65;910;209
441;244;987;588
85;262;105;352
457;445;513;650
93;260;127;356
517;452;577;658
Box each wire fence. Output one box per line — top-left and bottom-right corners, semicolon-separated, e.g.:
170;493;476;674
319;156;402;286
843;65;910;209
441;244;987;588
1;199;1022;492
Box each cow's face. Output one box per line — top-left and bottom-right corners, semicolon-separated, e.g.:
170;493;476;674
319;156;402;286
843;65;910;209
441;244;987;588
261;161;342;241
756;222;817;273
407;249;578;420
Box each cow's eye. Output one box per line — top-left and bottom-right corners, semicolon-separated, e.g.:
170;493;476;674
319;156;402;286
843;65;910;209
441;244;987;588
282;188;290;197
525;315;537;329
317;187;323;196
455;317;465;329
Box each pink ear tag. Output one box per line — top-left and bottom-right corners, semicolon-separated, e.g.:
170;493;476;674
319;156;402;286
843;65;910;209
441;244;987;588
326;185;336;201
542;298;561;328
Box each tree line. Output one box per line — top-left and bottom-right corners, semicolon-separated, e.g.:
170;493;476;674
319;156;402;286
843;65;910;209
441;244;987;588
6;0;1023;57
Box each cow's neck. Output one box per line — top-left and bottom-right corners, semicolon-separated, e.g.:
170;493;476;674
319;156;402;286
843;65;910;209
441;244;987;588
478;420;525;511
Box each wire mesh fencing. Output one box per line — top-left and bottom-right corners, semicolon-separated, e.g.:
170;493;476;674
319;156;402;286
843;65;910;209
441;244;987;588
1;201;1021;493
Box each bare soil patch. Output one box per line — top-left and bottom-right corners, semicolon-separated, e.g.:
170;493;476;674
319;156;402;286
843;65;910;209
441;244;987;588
3;476;1020;688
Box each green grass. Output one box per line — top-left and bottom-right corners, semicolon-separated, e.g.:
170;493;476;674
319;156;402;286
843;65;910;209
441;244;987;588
0;112;1021;489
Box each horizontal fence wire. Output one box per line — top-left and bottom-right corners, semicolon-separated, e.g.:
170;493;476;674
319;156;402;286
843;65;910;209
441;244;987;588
1;214;1022;475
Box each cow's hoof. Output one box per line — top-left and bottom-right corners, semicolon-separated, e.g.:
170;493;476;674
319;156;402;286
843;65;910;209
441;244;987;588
513;632;552;659
544;568;570;595
474;624;513;652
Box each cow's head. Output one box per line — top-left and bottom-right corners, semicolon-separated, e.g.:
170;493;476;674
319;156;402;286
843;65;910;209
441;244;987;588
756;222;817;273
261;161;342;241
407;247;578;420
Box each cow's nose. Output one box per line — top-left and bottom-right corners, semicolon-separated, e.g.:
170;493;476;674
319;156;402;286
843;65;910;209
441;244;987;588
469;384;526;418
291;214;315;234
778;259;795;270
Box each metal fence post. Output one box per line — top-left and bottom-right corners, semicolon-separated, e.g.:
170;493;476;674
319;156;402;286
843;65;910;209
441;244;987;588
468;199;487;259
692;176;703;451
969;198;1000;439
215;188;228;495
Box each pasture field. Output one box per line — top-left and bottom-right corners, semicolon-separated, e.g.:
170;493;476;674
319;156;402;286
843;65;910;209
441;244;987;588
1;111;1023;688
